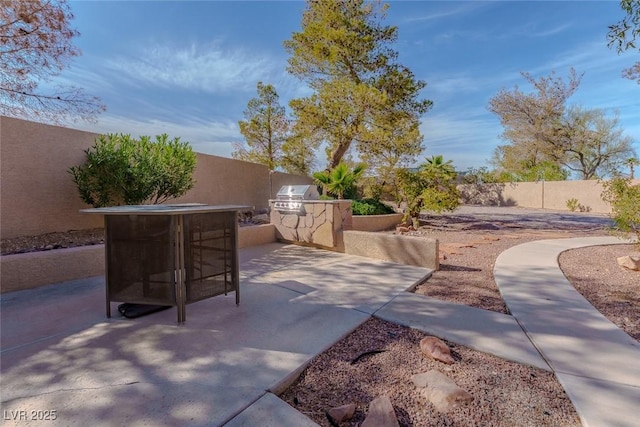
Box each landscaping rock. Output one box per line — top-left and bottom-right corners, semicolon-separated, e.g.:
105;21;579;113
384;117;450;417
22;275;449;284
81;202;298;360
412;370;473;412
617;255;640;271
252;213;270;224
362;394;399;427
420;336;455;364
327;403;356;423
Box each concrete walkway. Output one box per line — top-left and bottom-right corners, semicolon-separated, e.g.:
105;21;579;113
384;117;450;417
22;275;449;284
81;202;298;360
1;237;638;426
493;236;640;427
378;236;639;427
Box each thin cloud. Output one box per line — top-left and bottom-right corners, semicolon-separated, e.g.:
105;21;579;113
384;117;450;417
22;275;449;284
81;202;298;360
419;110;502;169
74;113;242;155
524;23;571;38
105;41;279;94
405;2;490;23
425;74;484;97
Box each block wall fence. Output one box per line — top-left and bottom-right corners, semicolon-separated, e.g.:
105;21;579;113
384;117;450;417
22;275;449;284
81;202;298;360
0;116;312;239
1;116;635;240
458;178;639;214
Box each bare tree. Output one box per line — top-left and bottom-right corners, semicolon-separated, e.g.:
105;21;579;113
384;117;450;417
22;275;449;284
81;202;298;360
557;106;636;179
488;69;581;179
0;0;105;124
489;69;635;180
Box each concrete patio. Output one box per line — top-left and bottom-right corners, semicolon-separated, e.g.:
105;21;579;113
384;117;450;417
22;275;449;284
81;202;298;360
2;237;638;427
1;243;432;426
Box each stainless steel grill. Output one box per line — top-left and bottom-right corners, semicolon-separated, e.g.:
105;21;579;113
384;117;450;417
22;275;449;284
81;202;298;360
273;185;319;212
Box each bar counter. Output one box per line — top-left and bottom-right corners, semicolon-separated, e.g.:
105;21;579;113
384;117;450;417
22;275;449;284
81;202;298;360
81;204;252;323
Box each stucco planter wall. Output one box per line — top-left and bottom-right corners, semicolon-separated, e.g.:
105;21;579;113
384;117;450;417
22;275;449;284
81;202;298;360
1;245;106;293
350;213;403;232
1;224;276;294
238;223;276;249
343;230;439;270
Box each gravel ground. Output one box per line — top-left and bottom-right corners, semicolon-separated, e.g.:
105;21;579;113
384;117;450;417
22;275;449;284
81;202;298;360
560;244;639;341
1;228;105;255
280;207;639;427
2;207;638;426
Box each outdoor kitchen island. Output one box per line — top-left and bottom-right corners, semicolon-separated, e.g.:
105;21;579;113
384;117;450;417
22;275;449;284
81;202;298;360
270;185;352;251
81;204;251;323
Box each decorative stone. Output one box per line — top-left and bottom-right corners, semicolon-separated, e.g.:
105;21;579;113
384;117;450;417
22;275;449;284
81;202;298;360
304;213;314;228
277;227;298;242
327;403;356;423
313;221;335;248
412;370;473;412
617;255;640;271
362;394;399;427
298;227;313;243
420;337;455;364
270;200;352;249
252;214;269;224
282;214;299;229
482;235;501;241
312;203;326;218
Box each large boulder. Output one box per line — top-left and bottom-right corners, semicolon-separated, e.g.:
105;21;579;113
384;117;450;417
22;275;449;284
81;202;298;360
412;370;473;412
362;394;399;427
420;336;455;364
617;255;640;271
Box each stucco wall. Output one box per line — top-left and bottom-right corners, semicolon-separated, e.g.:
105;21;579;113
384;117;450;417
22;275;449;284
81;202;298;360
0;116;105;238
0;116;311;239
459;178;640;213
0;224;277;293
343;230;439;270
542;180;619;212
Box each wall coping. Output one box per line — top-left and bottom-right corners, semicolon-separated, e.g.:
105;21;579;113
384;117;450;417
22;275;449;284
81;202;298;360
350;213;403;232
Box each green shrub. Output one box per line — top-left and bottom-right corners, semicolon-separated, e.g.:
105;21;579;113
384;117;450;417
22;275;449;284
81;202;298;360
351;198;395;215
602;177;640;245
566;198;580;212
397;156;460;227
313;162;366;199
69;133;197;207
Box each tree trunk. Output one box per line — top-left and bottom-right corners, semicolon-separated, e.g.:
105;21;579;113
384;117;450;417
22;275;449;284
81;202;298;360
328;140;352;169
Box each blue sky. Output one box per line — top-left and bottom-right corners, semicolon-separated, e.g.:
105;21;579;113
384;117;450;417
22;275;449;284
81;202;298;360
60;1;639;172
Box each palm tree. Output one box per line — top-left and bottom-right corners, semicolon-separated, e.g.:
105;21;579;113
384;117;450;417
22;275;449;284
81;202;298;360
421;155;456;178
313;162;366;199
624;157;640;179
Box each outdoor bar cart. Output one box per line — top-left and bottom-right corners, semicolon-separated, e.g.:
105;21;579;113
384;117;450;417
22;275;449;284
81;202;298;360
81;204;251;323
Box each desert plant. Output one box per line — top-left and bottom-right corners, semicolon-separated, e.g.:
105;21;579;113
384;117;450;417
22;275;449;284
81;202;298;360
69;133;197;207
397;155;460;227
351;199;395;216
602;176;640;246
566;198;580;212
313;162;366;199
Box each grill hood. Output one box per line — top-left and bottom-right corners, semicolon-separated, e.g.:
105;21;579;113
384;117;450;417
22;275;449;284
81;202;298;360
273;185;319;213
276;185;319;200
